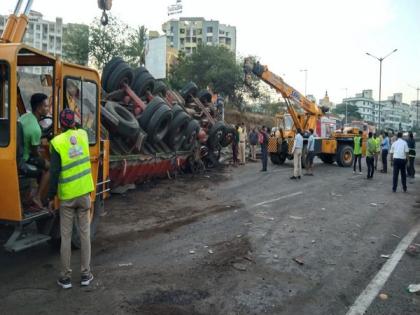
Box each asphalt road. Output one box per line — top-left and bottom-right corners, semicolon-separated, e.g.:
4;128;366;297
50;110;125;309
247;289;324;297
0;158;419;315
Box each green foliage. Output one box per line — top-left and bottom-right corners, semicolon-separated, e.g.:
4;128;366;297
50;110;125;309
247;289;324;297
62;23;89;65
332;103;362;121
124;26;148;67
168;46;261;110
88;15;129;70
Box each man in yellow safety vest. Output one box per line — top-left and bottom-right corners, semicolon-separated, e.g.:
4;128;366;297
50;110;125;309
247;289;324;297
47;109;94;289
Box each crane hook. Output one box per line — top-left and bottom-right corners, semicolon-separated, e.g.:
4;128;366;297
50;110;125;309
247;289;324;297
101;10;109;26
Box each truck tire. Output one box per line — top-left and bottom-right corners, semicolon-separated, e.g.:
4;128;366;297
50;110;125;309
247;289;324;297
165;111;191;150
72;196;103;249
106;62;134;93
146;104;173;142
220;125;236;147
105;102;139;137
319;153;334;164
198;90;212;103
102;57;124;91
180;81;198;100
336;144;354;167
138;97;166;129
208;121;226;150
171;104;185;118
132;70;155;97
182;119;200;151
153;80;168;97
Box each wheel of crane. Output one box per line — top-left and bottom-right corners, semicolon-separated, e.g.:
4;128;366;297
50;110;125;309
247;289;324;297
171;104;185;118
220;125;235;147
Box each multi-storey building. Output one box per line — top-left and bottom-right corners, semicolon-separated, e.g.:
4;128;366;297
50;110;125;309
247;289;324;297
343;90;379;124
162;17;236;55
0;10;63;74
410;100;419;129
343;90;412;131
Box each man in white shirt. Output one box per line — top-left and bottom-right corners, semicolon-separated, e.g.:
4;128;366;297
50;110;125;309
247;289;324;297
390;132;409;192
290;128;303;179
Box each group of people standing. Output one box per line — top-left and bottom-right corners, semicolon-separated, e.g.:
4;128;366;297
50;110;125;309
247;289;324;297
231;123;270;171
354;130;416;192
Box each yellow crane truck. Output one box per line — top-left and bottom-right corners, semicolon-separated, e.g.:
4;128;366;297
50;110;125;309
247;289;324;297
244;58;364;167
0;0;110;251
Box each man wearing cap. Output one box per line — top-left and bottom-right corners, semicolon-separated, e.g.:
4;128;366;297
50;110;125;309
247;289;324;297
47;109;94;289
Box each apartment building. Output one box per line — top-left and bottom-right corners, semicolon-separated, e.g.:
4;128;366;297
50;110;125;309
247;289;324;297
0;10;63;74
162;17;236;55
343;90;412;131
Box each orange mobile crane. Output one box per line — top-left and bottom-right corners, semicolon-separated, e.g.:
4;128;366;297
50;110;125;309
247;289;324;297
0;0;110;251
244;58;362;167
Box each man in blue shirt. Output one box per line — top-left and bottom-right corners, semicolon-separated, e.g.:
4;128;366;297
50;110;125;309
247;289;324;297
305;128;315;176
380;132;390;173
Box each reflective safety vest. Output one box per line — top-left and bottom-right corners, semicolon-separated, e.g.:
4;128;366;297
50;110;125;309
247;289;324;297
354;136;362;155
51;129;94;201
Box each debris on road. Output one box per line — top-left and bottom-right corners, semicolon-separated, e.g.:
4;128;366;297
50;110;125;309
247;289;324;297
391;234;401;239
311;240;316;244
370;203;378;207
289;215;304;220
293;257;304;265
406;245;419;257
407;284;420;293
243;255;253;262
379;293;388;300
273;254;279;259
232;262;247;271
321;208;326;211
380;254;390;259
208;249;214;254
189;250;196;254
118;263;133;267
236;234;242;238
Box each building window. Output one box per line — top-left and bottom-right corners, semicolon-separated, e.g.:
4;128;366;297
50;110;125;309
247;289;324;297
197;38;202;45
197;29;202;35
186;37;191;43
180;28;185;34
180;38;185;45
36;24;40;31
207;26;213;33
206;36;212;43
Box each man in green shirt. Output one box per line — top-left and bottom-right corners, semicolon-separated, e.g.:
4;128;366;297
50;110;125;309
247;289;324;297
19;93;50;209
353;130;363;174
366;132;376;179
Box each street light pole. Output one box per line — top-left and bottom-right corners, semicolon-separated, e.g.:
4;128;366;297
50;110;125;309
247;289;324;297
300;69;308;96
366;49;398;131
342;88;348;125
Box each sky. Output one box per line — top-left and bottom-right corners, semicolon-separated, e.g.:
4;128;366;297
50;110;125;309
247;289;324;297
1;0;419;104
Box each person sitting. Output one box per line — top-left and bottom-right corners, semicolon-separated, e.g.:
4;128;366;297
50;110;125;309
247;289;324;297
19;93;50;209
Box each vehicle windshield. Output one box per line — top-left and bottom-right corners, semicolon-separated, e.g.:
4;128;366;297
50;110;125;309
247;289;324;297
0;61;10;147
283;114;293;131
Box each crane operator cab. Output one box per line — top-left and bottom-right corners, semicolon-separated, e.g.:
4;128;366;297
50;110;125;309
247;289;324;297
0;45;108;252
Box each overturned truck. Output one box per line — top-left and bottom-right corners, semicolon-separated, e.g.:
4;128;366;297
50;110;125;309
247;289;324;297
99;58;235;191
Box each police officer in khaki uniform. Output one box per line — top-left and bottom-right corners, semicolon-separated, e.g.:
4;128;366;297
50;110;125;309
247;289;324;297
48;109;94;289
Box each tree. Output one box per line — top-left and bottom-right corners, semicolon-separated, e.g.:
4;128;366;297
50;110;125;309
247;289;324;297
62;23;89;65
332;103;362;122
169;46;261;110
124;26;148;67
89;15;128;70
